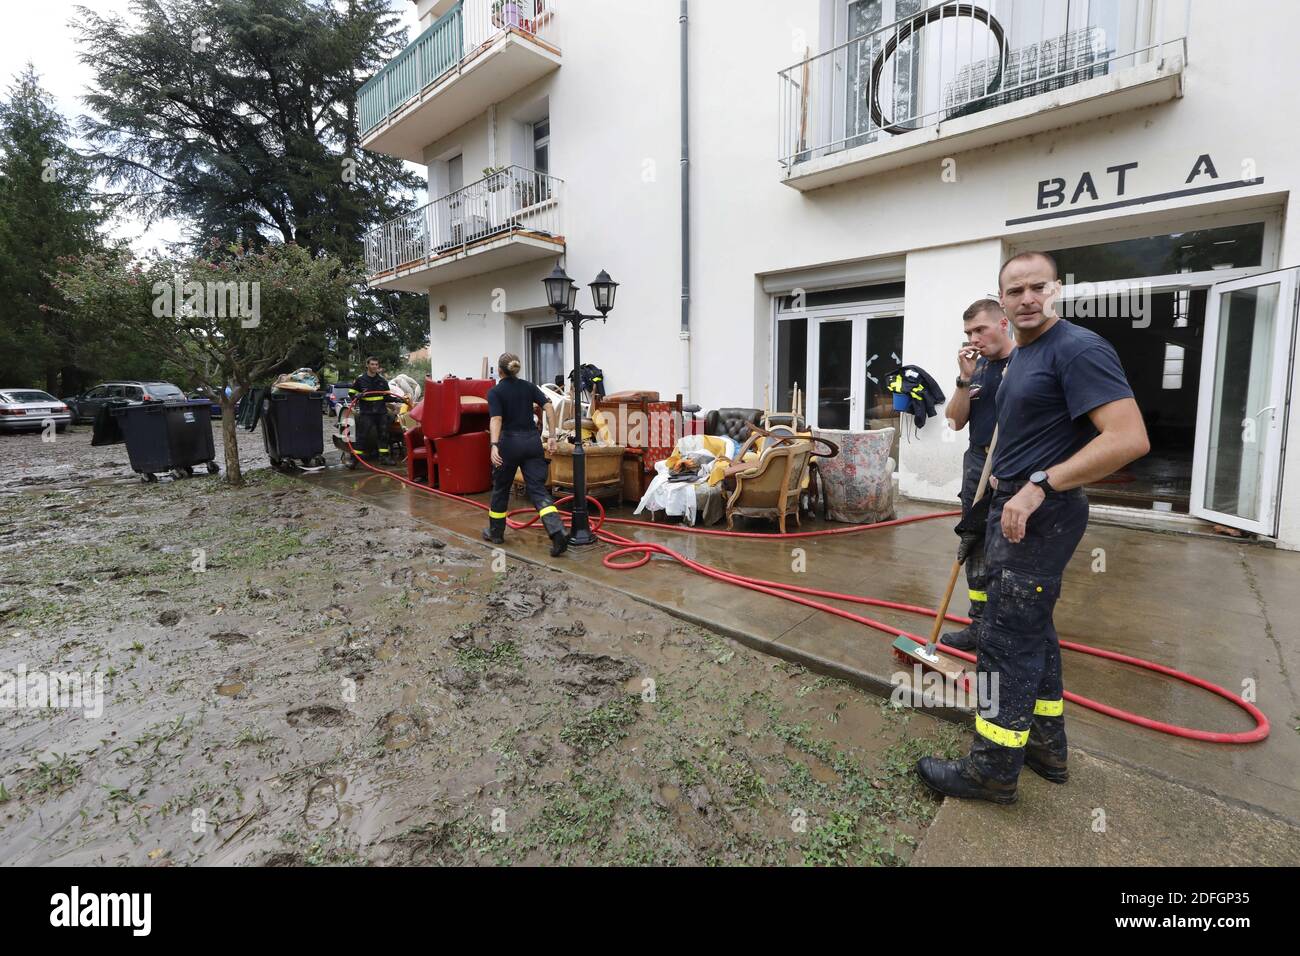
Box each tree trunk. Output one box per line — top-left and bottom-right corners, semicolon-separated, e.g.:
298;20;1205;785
221;394;243;486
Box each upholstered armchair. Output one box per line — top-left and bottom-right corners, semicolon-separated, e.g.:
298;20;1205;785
705;407;763;444
725;439;814;533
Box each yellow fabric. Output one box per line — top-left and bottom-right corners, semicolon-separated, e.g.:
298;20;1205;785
538;505;558;517
664;435;736;487
975;715;1029;748
1034;698;1064;717
968;589;988;602
489;510;509;519
591;408;613;444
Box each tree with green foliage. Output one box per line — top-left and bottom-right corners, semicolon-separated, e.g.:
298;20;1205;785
75;0;429;381
54;242;357;485
0;65;109;394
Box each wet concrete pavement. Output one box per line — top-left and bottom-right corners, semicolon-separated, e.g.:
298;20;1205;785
301;463;1300;837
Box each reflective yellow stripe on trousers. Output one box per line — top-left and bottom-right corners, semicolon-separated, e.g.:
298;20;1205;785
968;589;987;602
538;506;558;517
975;716;1029;748
1034;698;1064;717
488;511;509;519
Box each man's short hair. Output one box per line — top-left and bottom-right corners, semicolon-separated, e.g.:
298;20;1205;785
365;356;379;365
963;298;1004;324
998;251;1059;291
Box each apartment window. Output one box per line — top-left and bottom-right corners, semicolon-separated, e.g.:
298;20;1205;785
529;118;550;203
532;118;549;175
447;154;463;193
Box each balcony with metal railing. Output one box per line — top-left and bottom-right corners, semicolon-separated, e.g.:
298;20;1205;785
364;165;564;290
358;0;561;162
778;0;1186;191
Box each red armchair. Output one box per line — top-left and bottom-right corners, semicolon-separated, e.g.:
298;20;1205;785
409;376;494;494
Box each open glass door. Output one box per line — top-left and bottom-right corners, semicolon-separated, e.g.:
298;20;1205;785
1190;268;1299;535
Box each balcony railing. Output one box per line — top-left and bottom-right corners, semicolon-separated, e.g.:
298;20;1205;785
364;165;562;278
358;0;559;138
779;0;1179;168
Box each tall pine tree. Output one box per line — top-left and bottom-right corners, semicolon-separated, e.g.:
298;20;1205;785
0;65;108;393
75;0;429;379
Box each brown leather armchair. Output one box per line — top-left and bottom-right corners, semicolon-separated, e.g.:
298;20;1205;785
705;407;763;443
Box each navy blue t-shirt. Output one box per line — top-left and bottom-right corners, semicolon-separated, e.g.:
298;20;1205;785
992;320;1134;480
968;354;1010;449
487;376;550;433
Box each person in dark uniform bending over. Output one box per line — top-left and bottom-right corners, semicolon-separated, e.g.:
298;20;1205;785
917;251;1149;804
941;298;1015;652
483;353;569;557
349;356;395;465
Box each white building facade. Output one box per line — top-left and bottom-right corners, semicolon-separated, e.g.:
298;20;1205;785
360;0;1300;550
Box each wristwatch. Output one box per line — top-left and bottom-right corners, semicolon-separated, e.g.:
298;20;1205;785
955;376;971;389
1029;470;1055;493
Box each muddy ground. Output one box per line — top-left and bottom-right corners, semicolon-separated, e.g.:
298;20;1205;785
0;423;960;866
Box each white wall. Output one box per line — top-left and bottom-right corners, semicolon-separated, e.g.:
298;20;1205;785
393;0;1300;548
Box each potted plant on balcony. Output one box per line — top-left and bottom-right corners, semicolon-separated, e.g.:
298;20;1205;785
513;175;538;209
482;165;510;192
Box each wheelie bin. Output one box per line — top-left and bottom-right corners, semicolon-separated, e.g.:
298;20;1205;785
262;390;326;471
111;400;220;482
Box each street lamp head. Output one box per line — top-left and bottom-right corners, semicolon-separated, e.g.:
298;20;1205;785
590;270;618;315
565;281;579;313
543;265;574;311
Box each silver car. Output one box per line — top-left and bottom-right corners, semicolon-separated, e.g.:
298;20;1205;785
0;389;72;433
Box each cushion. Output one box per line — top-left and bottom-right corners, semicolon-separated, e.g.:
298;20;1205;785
706;407;762;443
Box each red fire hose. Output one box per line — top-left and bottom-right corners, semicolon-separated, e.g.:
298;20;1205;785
340;395;1269;745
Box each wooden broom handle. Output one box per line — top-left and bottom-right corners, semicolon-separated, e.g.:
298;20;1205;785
926;426;999;649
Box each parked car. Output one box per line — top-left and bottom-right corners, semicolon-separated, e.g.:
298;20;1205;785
0;389;72;433
189;388;223;418
324;383;352;417
64;381;186;424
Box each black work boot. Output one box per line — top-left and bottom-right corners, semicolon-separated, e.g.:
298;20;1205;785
940;623;980;652
481;516;506;545
1025;715;1069;784
940;601;984;652
915;756;1018;805
541;511;568;557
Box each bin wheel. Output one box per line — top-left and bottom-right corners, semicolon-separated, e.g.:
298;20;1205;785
142;472;158;484
170;468;190;481
310;456;326;468
207;461;220;475
269;456;282;470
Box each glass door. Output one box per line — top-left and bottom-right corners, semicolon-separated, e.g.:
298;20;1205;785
834;0;924;152
527;324;565;389
815;316;856;430
1190;268;1298;536
807;305;905;431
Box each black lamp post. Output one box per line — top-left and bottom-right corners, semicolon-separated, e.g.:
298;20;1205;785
544;264;618;546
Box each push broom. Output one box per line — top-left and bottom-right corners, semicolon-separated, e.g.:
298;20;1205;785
891;426;999;685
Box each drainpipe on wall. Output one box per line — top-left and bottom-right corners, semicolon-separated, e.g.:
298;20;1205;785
679;0;692;404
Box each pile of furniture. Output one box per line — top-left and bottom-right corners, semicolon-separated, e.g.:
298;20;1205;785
403;376;494;494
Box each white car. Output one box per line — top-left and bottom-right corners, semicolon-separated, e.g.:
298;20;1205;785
0;390;72;434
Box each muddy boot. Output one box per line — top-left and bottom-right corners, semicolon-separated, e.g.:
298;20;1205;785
541;511;569;557
917;729;1021;805
481;516;505;545
940;622;980;652
915;755;1018;805
1025;713;1069;784
941;594;985;651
